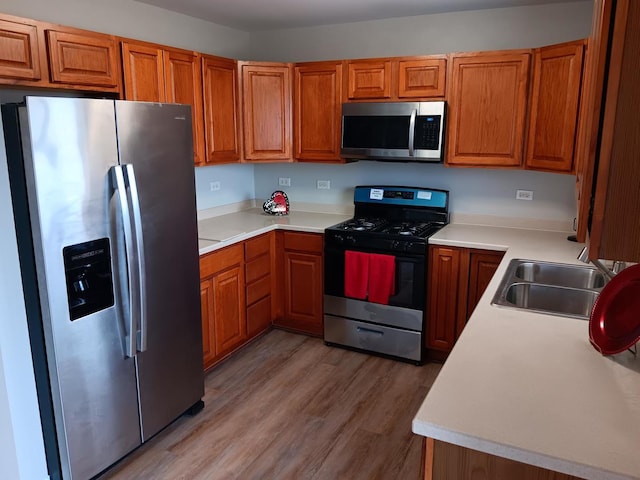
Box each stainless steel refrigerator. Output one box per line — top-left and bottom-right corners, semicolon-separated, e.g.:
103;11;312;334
2;96;204;480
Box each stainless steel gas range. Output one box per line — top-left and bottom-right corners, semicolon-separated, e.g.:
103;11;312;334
323;185;449;364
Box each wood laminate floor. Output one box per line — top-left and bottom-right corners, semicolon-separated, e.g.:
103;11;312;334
100;330;442;480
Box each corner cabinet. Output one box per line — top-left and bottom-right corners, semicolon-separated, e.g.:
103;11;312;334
446;51;530;167
274;231;324;336
202;55;241;164
121;41;204;165
525;40;585;173
427;246;504;356
240;62;293;162
576;0;640;263
293;61;343;162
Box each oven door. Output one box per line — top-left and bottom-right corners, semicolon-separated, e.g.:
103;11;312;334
324;245;425;311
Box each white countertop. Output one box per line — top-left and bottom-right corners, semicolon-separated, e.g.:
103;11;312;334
197;208;351;255
413;224;640;480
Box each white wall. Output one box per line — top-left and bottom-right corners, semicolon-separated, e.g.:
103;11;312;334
249;1;592;61
0;116;49;480
1;0;250;58
195;164;256;210
254;163;576;227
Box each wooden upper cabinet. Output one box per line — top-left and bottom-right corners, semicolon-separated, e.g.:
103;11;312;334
525;41;585;173
240;62;292;162
294;61;343;162
0;16;42;81
346;59;392;100
46;29;119;88
398;57;446;98
121;42;165;102
163;49;204;165
202;55;240;164
446;51;530;167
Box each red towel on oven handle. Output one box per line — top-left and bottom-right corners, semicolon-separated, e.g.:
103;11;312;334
368;253;396;305
344;251;369;300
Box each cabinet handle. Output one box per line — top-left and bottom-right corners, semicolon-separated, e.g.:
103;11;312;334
357;326;384;336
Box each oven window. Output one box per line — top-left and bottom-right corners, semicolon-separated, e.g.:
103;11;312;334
325;247;425;310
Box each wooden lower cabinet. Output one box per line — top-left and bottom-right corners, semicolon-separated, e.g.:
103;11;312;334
199;243;246;370
274;231;324;336
427;246;504;356
424;438;585;480
245;233;274;338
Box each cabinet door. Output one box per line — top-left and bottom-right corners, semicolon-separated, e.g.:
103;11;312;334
121;42;165;102
281;251;323;336
294;62;343;162
212;265;246;355
202;55;240;164
164;49;204;165
241;63;292;161
0;17;41;81
525;41;585;172
447;52;530;167
397;58;446;98
427;246;469;352
200;277;216;370
46;30;119;87
466;250;504;327
346;60;392;100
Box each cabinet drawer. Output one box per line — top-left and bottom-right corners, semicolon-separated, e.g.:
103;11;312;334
247;274;271;305
283;231;323;254
199;243;243;278
246;253;270;283
247;295;271;337
245;233;271;260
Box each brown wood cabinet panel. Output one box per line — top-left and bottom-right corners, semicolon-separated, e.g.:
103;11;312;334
46;30;119;87
427;246;468;352
245;254;270;284
283;231;323;253
446;51;530;167
526;41;585;172
245;233;271;260
0;17;41;81
346;60;392;99
466;250;504;327
200;243;243;278
587;0;640;262
247;295;272;338
294;61;343;162
200;278;216;369
202;55;240;164
163;49;204;165
425;439;585;480
121;42;165;102
212;264;246;355
281;250;324;336
246;274;271;306
398;58;446;98
241;62;292;161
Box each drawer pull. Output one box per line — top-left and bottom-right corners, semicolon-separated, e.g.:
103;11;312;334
356;326;384;336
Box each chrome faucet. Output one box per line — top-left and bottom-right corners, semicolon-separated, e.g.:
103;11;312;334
577;245;625;281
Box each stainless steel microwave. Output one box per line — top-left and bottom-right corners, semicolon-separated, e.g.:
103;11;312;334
341;101;446;162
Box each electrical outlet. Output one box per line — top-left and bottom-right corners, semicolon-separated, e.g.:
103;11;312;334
516;190;533;200
317;180;331;190
279;177;291;187
210;181;221;192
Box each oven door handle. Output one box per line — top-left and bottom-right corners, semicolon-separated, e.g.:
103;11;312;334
357;326;384;336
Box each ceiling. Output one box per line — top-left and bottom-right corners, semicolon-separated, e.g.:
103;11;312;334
133;0;587;32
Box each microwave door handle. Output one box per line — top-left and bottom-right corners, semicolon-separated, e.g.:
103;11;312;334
111;165;136;358
408;109;417;156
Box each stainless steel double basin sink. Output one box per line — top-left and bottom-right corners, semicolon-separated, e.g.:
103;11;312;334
492;259;605;320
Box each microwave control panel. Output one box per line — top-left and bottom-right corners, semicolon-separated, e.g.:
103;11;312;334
415;116;441;150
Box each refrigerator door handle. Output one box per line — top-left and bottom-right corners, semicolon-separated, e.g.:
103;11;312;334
124;164;147;352
111;165;137;358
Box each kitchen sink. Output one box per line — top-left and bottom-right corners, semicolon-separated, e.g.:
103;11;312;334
513;261;606;289
492;259;603;320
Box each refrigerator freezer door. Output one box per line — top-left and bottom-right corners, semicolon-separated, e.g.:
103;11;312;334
20;97;142;479
114;101;204;440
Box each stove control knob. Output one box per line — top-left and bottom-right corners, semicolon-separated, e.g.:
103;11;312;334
392;241;401;250
346;235;356;245
333;234;344;244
